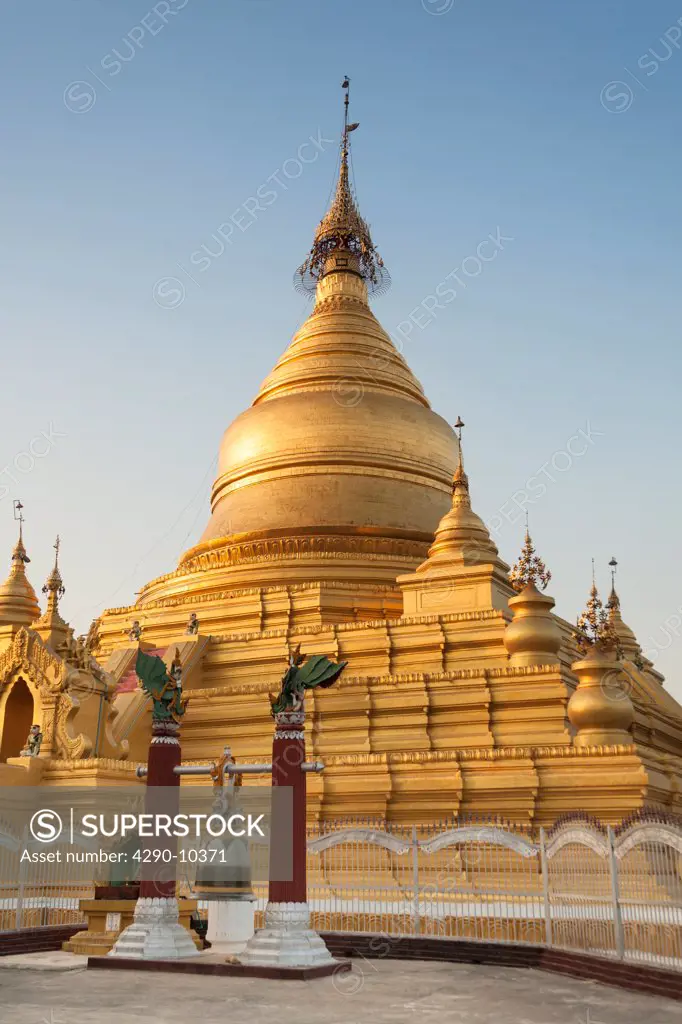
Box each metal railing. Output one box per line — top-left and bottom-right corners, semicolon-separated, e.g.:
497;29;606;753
2;811;681;969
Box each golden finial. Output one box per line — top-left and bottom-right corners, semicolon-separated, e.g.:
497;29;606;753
295;79;389;296
607;555;620;612
11;500;29;566
508;520;551;593
42;535;65;604
451;417;469;496
574;564;620;655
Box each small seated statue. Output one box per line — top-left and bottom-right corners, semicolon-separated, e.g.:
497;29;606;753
185;612;199;635
127;619;143;642
20;724;43;757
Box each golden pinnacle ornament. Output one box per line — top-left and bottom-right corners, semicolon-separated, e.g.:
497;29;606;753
508;524;551;592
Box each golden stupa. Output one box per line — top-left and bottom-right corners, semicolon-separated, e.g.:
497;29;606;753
1;87;682;824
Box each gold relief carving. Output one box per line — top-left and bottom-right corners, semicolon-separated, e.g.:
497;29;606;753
191;681;275;700
38;701;57;757
325;752;389;767
312;294;371;312
457;746;533;760
204;613;501;649
119;577;400;612
46;758;139;770
133;582;399;614
487;664;563;677
189;668;492;702
179;535;428;574
533;744;635;757
385;750;461;765
319;746;637;767
54;692;92;761
0;628;65;694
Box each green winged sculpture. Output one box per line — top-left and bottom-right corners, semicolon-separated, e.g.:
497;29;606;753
269;645;348;716
136;647;188;723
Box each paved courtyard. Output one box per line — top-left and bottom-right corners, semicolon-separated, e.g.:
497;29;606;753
0;955;678;1024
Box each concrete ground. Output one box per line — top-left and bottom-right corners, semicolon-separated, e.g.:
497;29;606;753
0;954;678;1024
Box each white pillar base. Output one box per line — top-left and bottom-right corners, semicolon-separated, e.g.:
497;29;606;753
239;902;334;967
108;897;199;960
206;898;256;956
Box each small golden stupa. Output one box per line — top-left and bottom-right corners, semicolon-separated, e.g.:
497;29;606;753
1;85;681;824
0;514;41;631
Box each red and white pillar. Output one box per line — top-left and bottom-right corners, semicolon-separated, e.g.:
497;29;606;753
109;719;199;959
240;708;333;967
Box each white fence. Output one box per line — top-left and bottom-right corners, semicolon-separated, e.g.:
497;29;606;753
0;827;96;932
2;813;681;970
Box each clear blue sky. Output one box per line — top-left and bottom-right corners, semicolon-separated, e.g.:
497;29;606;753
1;1;681;696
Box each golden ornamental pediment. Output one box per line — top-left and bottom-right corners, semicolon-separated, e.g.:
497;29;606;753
0;627;64;694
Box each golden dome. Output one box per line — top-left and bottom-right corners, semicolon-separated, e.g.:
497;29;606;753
195;270;455;552
0;526;41;628
172;113;458;596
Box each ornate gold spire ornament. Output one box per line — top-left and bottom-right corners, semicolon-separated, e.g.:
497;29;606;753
508;517;551;593
11;500;30;568
606;555;620;613
504;521;560;666
605;557;645;668
452;416;468;491
33;534;70;650
573;560;621;656
42;535;65;611
416;418;499;568
296;77;390;296
568;560;634;748
0;501;41;628
398;415;510;618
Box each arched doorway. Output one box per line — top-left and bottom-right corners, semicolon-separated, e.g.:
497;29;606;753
0;677;35;762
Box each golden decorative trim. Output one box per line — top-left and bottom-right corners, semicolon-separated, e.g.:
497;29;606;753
43;758;139;771
312;294;376;312
103;580;401;616
212;450;452;494
0;627;64;692
320;746;638;766
54;692;91;761
179;534;429;574
187;664;563;702
201;609;506;646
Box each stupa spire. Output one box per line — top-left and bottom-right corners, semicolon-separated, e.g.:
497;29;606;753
296;78;389;296
42;535;65;615
451;415;470;499
605;556;645;666
398;416;511;616
10;500;30;574
606;555;620;612
420;418;498;567
0;501;41;628
33;534;70;650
